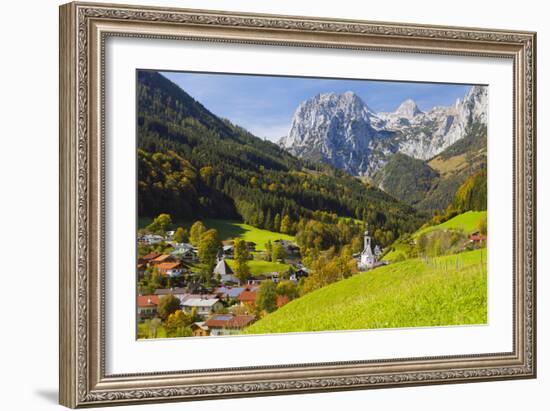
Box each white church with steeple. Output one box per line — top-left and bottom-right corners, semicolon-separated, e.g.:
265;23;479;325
358;230;381;270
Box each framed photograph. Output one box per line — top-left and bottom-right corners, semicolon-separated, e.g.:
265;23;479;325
59;2;536;408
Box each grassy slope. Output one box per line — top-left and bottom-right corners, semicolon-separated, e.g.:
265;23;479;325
414;211;487;237
383;210;486;261
244;249;487;334
226;259;290;276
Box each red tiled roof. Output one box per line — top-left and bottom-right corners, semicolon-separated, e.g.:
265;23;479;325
469;233;487;242
205;315;255;329
158;261;183;270
137;295;159;307
152;254;172;263
238;290;257;303
141;251;161;261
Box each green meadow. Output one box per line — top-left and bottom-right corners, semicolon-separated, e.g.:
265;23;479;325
139;217;295;251
244;248;487;334
203;219;295;251
226;258;290;276
414;210;487;237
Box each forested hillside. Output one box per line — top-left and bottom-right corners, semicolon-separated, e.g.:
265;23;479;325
137;71;423;247
371;122;487;212
372;153;439;206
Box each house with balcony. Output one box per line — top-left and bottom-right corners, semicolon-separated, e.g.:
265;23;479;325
157;261;189;277
137;295;159;320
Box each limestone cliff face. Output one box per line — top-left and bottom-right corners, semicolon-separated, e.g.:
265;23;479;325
279;86;487;177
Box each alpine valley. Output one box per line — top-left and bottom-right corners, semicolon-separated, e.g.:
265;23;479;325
279;86;488;210
135;71;488;339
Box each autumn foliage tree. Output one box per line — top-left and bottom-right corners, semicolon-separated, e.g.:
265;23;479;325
271;242;286;263
301;248;357;295
276;280;298;301
189;221;206;246
164;309;193;337
256;281;278;313
157;294;181;320
478;214;488;236
198;228;221;280
146;213;172;234
233;238;251;284
264;240;273;262
280;215;292;234
173;226;187;243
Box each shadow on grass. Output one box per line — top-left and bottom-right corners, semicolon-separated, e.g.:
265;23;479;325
138;216;248;241
203;219;247;240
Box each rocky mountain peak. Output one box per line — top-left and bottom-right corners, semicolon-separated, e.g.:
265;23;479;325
395;99;422;119
279;91;375;175
280;85;487;177
308;91;369;114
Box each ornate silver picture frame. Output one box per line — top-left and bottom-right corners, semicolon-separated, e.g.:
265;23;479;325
59;2;536;408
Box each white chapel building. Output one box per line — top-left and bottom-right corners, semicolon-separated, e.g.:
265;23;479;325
358;230;377;270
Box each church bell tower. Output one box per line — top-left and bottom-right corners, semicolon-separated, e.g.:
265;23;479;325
364;230;371;251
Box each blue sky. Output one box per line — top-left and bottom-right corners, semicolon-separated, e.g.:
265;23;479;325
161;71;474;142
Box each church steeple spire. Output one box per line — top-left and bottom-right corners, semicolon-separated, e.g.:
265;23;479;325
358;230;376;270
364;230;371;252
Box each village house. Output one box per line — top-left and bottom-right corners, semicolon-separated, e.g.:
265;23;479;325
222;244;234;258
181;297;223;318
154;287;187;302
274;239;299;255
157;261;188;277
205;314;256;336
185;281;212;295
238;287;257;308
469;231;487;246
170;243;198;262
137;295;159;320
214;259;239;284
268;272;281;283
214;286;245;301
246;276;267;285
150;254;176;266
139;234;164;245
289;264;309;282
141;251;162;264
190;322;210;337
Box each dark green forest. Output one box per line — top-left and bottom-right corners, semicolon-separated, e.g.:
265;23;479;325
137;71;424;247
372;153;439;206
